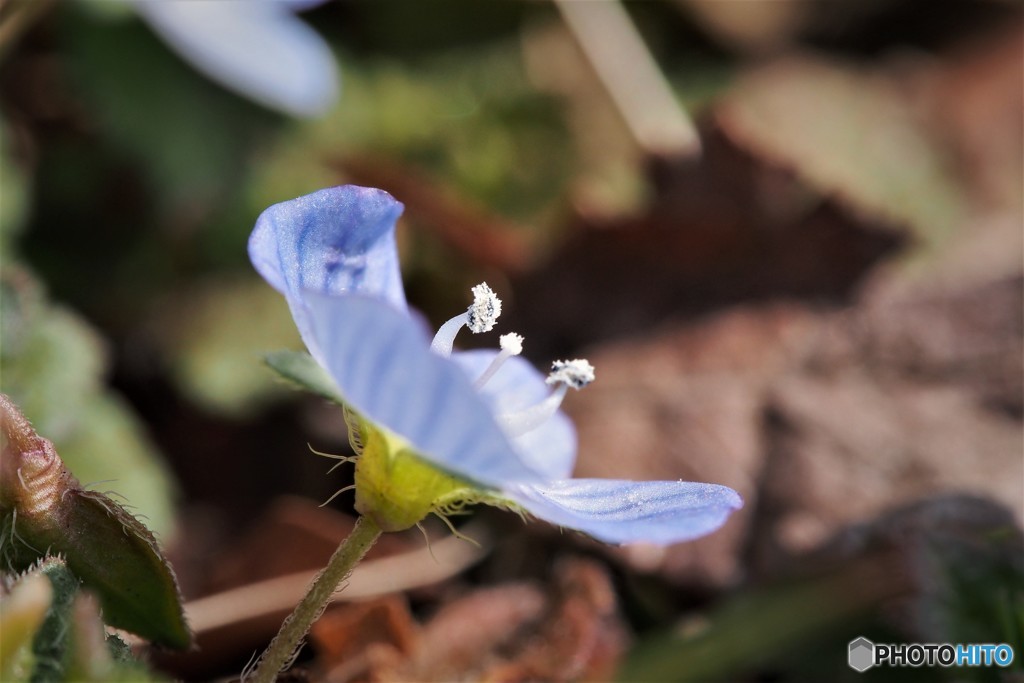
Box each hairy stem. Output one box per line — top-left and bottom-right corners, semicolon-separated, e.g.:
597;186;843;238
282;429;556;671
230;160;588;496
247;515;382;683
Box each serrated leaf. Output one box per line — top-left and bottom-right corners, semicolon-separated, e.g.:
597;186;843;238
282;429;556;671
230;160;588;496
0;395;191;649
264;349;346;405
57;394;178;539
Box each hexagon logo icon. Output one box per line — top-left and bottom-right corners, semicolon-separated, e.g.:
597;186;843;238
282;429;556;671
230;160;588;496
849;637;875;672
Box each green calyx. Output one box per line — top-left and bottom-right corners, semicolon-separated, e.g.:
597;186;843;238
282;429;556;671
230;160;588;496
262;352;508;532
347;410;484;532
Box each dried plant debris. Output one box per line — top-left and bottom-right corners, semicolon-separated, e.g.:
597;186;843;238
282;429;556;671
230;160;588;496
758;269;1023;564
717;56;968;248
309;558;629;682
511;121;907;355
562;234;1020;584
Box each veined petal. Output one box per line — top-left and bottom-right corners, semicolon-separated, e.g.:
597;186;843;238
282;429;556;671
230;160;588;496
249;186;406;364
305;293;547;488
451;350;576;480
506;479;743;546
136;0;339;118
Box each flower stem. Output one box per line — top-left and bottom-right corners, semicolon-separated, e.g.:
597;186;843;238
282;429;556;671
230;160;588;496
247;515;382;683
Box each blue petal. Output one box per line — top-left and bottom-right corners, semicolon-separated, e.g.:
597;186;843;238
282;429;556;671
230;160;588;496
305;293;547;488
249;186;406;364
136;0;339;117
506;479;743;546
451;350;577;480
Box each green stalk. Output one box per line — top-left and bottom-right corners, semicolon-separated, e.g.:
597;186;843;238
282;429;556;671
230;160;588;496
248;515;382;683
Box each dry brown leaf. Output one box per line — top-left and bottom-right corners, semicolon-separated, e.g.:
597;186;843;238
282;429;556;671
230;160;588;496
716;56;967;252
311;596;418;682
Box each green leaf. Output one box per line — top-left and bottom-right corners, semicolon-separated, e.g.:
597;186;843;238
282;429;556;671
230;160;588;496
50;491;190;649
264;349;346;405
56;394;178;539
0;395;191;650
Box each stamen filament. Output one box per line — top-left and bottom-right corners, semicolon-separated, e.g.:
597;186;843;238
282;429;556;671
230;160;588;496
430;312;470;357
474;333;524;389
497;358;594;437
474;350;513;389
499;384;568;437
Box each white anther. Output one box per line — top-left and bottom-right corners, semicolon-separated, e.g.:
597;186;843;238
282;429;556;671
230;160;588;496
474;333;524;390
467;282;501;333
546;359;595;390
430;282;503;357
499;333;523;355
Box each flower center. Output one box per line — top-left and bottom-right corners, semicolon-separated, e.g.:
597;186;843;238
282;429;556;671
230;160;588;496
430;283;595;438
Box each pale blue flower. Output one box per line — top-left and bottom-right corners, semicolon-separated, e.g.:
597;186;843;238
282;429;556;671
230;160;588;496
249;186;742;545
135;0;339;118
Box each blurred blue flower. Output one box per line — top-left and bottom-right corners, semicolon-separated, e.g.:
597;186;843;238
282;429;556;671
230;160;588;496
249;186;743;545
135;0;339;117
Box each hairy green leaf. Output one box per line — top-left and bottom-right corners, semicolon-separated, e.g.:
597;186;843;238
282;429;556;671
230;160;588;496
0;395;191;649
